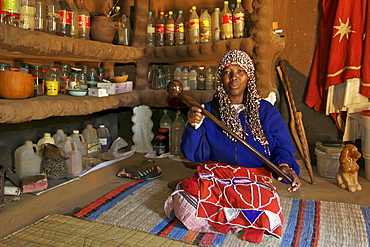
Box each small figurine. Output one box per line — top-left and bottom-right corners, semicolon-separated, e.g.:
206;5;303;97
336;144;362;192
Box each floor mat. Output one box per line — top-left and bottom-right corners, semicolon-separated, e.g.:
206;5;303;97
74;179;370;246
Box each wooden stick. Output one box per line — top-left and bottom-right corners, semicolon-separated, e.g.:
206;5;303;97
277;61;315;184
167;80;293;184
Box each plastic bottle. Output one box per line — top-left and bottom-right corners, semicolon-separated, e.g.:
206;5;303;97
173;65;182;81
165;67;172;87
160;109;172;131
155;11;165;46
70;129;87;156
45;0;60;34
34;0;46;32
58;136;82;176
165;10;175;46
188;6;199;44
233;0;245;38
37;132;55;154
45;67;61;95
14;140;42;179
175;10;185;45
118;14;132;46
68;0;78;38
180;67;190;91
230;4;235;13
189;68;197;90
211;7;220;42
77;0;90;40
82;124;101;157
197;66;206;90
146;11;155;47
205;67;214;90
57;0;71;37
221;1;233;40
200;9;211;43
19;0;36;30
170;110;185;157
97;124;112;152
52;129;67;145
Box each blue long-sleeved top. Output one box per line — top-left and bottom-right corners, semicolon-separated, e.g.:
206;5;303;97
181;99;300;179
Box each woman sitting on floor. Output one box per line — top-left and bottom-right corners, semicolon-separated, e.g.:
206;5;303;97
164;49;301;243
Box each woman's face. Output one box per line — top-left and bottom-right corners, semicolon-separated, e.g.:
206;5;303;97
221;65;249;104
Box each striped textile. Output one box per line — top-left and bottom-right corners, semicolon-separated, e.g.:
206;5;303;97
75;179;370;247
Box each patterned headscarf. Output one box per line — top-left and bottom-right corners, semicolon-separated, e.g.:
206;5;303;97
215;50;269;152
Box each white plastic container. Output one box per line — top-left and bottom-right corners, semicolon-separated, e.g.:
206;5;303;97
58;137;82;176
14;140;42;179
362;152;370;180
361;110;370;153
52;129;67;145
315;148;340;178
70;129;87;157
37;132;55;155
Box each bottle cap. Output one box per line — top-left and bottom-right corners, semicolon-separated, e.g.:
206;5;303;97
99;124;105;128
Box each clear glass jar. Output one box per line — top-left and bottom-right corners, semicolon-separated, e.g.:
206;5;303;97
19;0;36;30
60;78;72;93
0;63;11;71
97;68;105;82
87;76;98;88
45;0;60;34
70;72;80;89
20;62;30;73
29;64;44;96
34;0;46;31
45;67;60;95
60;63;71;79
79;73;87;89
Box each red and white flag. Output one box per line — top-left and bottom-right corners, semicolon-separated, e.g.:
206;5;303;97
305;0;368;113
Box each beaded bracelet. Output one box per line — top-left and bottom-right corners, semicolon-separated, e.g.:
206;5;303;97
278;163;291;169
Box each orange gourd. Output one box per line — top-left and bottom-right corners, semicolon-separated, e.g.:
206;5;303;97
0;71;34;99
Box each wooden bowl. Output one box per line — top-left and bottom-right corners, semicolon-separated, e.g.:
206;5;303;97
0;71;34;99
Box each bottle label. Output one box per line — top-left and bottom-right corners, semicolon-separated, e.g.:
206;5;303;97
175;23;184;33
190;19;199;29
87;141;101;154
165;24;175;33
78;15;90;28
233;13;245;23
147;26;155;34
156;144;165;156
99;138;108;145
2;0;19;13
200;20;210;27
221;14;232;24
156;24;165;34
60;10;72;24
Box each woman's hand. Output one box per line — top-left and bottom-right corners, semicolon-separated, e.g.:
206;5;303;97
188;106;204;127
277;166;302;192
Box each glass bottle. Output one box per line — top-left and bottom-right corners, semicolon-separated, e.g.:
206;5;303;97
60;62;71;79
97;67;105;82
34;0;46;32
170;110;185;157
45;67;60;95
180;67;189;91
205;67;214;90
79;72;87;89
77;0;90;40
165;10;175;46
155;11;165;46
175;10;185;45
57;0;71;37
197;66;206;90
221;1;233;40
233;0;244;38
19;0;36;30
189;67;197;90
165;67;172;87
69;72;80;89
146;11;155;47
188;5;199;44
153;68;165;90
68;0;78;38
1;0;20;26
117;14;132;46
200;9;211;43
211;7;221;42
29;64;44;96
160;109;172;131
45;0;60;34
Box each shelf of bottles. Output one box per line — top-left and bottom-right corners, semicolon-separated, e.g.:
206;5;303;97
146;0;252;48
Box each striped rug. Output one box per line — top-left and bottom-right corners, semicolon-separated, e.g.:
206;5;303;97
75;179;370;247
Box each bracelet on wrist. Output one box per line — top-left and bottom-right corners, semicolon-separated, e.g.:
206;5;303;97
278;163;291;169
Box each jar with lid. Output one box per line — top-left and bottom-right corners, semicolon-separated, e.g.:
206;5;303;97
20;62;30;73
29;64;44;96
155;135;166;156
60;78;72;93
0;63;10;71
70;72;80;89
45;0;60;34
34;0;46;32
97;68;105;82
60;63;71;79
2;0;21;26
79;73;88;89
87;77;98;88
19;0;36;30
45;67;61;95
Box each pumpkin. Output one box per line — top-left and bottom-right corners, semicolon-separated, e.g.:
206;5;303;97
0;71;34;99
